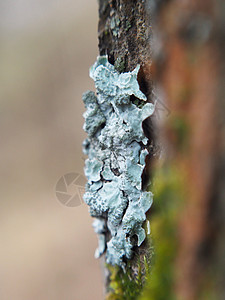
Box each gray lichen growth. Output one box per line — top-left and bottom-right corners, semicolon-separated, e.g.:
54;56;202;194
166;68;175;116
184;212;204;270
110;15;120;37
83;56;154;267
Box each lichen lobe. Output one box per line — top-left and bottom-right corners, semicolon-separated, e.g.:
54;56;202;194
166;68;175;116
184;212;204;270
83;56;154;267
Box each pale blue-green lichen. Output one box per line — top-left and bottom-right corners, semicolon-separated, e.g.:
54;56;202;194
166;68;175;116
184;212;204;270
83;56;154;267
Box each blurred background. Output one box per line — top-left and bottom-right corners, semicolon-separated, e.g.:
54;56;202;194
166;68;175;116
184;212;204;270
0;0;104;299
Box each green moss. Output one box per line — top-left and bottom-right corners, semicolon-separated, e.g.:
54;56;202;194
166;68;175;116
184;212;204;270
106;234;153;299
106;259;148;300
140;165;185;300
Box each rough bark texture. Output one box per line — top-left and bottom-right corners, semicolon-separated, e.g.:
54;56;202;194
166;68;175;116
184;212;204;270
98;0;152;97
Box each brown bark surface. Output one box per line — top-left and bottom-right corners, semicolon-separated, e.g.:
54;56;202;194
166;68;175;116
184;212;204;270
152;0;225;299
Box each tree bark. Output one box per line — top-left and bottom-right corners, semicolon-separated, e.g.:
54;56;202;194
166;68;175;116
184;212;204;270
96;1;225;299
98;0;152;96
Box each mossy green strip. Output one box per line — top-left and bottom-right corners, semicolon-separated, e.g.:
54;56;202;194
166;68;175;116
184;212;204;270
140;165;185;300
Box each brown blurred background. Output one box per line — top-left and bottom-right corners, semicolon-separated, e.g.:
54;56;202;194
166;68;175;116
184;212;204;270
0;1;104;299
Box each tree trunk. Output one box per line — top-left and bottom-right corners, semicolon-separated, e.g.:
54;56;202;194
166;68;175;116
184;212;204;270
95;1;224;299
